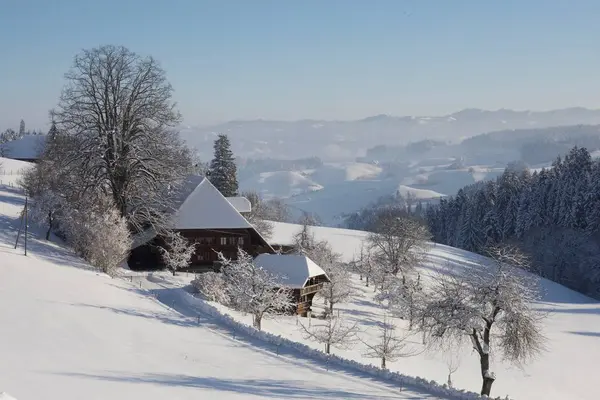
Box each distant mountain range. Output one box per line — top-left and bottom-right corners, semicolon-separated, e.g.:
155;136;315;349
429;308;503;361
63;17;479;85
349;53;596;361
179;107;600;162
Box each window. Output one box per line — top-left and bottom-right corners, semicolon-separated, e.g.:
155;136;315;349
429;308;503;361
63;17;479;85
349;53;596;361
220;237;227;245
238;237;245;246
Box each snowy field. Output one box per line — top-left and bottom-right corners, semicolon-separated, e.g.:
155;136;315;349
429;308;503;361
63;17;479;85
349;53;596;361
182;222;600;400
0;172;451;399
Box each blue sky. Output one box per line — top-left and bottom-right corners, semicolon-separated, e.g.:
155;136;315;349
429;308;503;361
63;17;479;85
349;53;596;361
1;0;600;129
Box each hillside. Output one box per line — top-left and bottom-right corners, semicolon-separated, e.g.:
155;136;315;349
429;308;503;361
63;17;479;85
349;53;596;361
260;222;600;400
0;179;447;399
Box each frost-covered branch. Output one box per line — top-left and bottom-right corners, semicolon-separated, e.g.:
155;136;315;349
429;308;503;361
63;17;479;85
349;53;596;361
300;313;359;354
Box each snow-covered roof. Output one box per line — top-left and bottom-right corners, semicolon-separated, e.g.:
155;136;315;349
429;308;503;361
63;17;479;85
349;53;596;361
0;135;46;160
253;253;329;288
172;178;253;230
226;196;252;213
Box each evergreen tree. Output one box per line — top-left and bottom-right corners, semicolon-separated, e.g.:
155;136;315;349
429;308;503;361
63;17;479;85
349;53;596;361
19;119;25;137
48;121;59;140
207;133;239;197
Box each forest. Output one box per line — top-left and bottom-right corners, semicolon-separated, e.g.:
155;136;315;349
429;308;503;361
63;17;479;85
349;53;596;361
425;146;600;299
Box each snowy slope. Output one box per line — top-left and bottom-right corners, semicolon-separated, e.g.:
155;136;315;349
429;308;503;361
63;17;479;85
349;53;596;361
240;170;323;199
0;157;32;186
0;184;447;399
260;222;600;400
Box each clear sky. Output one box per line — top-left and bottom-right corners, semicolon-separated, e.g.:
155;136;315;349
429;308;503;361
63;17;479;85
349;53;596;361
1;0;600;130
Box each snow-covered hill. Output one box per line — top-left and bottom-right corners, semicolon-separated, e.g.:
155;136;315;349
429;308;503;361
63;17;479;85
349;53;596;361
260;222;600;400
0;178;448;399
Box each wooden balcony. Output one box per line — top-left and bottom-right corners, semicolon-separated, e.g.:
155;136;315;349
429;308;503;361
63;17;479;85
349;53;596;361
300;283;324;297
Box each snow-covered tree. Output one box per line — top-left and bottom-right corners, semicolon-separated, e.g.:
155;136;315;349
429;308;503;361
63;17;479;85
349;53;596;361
50;45;192;232
241;190;274;240
367;211;430;283
61;201;131;276
300;313;359;354
362;315;420;369
352;242;376;287
376;273;423;330
208;134;239;197
19;161;64;240
320;261;354;315
218;248;294;330
191;271;230;304
416;245;546;397
159;231;196;275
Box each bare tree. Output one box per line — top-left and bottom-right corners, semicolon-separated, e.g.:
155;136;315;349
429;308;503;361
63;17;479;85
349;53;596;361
19;161;64;240
376;273;423;330
242;190;274;240
159;231;196;275
367;211;430;284
443;349;462;389
300;313;359;354
218;248;294;330
362;314;421;369
264;197;291;222
320;261;355;315
50;45;192;233
416;244;546;397
351;242;376;287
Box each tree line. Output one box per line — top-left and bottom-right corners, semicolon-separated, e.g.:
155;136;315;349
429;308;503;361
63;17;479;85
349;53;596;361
426;146;600;299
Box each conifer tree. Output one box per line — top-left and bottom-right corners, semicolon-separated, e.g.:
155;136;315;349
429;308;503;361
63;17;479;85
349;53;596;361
208;133;239;197
19;119;25;137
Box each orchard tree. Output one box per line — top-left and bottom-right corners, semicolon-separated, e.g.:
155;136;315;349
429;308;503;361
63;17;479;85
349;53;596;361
208;134;238;197
362;315;420;369
320;261;354;315
416;245;546;397
50;45;192;233
300;313;359;354
159;231;196;275
219;248;294;330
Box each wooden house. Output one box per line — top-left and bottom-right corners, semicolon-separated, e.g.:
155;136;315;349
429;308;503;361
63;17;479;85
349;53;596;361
128;176;274;271
253;253;330;316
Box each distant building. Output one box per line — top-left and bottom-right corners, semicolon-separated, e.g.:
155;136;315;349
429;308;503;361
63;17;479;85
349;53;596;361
0;135;47;163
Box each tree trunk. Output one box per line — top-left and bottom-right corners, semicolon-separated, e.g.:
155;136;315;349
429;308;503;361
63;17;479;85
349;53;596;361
325;343;330;354
329;301;334;315
46;212;52;241
381;356;386;369
366;276;369;287
479;352;495;396
253;313;262;330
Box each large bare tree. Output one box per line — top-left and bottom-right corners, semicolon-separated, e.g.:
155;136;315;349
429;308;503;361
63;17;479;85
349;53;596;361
51;45;191;232
367;210;431;284
416;245;546;397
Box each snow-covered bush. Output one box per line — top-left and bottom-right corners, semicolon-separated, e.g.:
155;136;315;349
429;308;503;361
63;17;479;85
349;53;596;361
191;272;230;304
61;201;131;276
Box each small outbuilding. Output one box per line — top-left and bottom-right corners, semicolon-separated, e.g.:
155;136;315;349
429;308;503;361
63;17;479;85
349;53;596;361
253;253;330;316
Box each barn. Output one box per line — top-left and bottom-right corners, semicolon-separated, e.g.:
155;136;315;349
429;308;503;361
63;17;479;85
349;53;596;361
253;253;330;316
128;176;274;271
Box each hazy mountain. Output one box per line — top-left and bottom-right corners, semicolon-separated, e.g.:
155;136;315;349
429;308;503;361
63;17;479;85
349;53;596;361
181;107;600;162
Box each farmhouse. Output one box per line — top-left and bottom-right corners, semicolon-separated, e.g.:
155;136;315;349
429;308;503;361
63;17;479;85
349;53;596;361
254;253;330;316
128;176;274;270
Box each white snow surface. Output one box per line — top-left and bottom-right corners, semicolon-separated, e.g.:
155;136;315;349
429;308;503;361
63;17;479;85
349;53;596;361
258;222;600;400
0;393;17;400
226;196;252;213
253;254;329;288
0;181;451;400
396;184;445;200
173;177;252;230
0;134;46;159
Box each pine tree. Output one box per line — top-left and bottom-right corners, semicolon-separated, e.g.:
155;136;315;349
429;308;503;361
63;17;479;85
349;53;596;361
208;133;239;197
47;121;59;140
19;119;25;137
